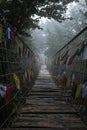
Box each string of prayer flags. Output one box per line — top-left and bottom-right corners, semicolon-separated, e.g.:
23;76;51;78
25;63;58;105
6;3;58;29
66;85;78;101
5;84;12;103
0;24;3;43
0;84;6;98
75;83;82;99
2;25;15;42
81;81;87;98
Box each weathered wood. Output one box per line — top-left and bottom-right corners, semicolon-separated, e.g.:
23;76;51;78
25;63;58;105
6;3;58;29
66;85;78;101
11;65;87;129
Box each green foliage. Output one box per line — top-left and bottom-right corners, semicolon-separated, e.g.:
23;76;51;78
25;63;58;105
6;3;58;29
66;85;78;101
0;0;79;34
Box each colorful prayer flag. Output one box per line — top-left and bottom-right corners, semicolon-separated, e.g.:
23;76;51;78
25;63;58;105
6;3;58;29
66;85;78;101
83;44;87;60
5;84;12;103
67;56;74;65
3;26;8;39
24;71;27;79
64;56;68;64
8;27;11;40
13;73;20;90
27;69;31;82
10;31;15;41
75;83;82;99
81;81;87;98
66;76;71;89
0;84;6;98
71;81;77;98
22;45;25;55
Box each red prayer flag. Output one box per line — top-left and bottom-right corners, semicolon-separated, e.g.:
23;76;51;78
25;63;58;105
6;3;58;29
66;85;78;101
67;56;74;65
22;46;25;55
5;84;12;103
71;81;76;92
10;31;15;41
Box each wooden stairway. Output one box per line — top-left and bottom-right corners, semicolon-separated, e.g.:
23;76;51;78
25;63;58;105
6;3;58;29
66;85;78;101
9;65;87;129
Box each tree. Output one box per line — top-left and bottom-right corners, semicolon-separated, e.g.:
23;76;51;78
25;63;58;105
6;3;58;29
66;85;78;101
0;0;79;35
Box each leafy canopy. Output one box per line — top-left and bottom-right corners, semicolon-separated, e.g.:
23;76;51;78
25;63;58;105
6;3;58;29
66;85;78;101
0;0;78;35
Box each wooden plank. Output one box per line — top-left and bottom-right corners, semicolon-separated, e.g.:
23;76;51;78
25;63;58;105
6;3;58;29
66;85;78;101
12;114;86;128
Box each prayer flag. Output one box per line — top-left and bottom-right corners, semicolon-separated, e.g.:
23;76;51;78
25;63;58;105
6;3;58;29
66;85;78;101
8;27;11;40
75;83;82;99
13;73;20;90
81;81;87;98
66;76;71;89
64;56;68;64
24;71;27;79
5;84;12;103
83;44;87;60
22;45;25;55
71;81;77;98
10;31;15;41
71;73;75;83
66;56;74;65
3;26;8;39
27;69;31;82
77;42;84;50
0;84;6;98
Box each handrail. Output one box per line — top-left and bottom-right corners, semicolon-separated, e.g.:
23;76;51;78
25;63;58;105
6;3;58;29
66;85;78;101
54;26;87;56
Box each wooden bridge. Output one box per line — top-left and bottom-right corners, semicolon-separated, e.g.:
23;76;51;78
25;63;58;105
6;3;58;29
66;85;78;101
5;65;86;129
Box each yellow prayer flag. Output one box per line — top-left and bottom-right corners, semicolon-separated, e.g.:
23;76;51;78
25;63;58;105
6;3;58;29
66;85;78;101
27;69;31;76
13;73;20;88
77;42;83;50
0;24;3;43
66;76;71;89
75;83;82;99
